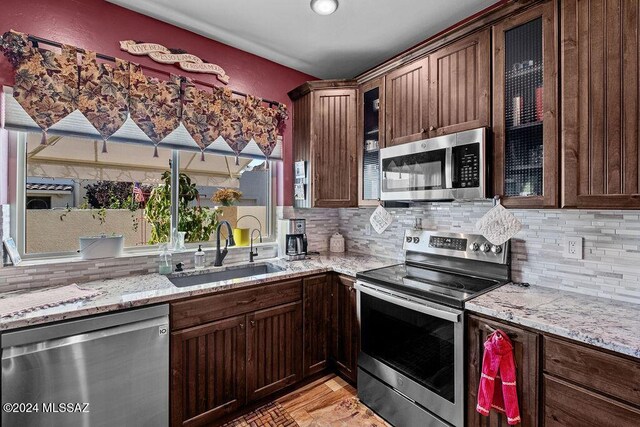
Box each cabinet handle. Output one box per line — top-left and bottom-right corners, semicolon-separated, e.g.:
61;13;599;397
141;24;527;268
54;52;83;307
483;323;517;340
250;320;256;327
420;128;426;133
429;126;436;131
237;297;257;305
239;323;245;329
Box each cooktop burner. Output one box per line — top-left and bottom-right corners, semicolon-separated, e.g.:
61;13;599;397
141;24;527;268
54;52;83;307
356;263;505;309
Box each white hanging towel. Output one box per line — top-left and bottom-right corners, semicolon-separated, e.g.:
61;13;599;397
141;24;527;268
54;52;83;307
476;203;522;245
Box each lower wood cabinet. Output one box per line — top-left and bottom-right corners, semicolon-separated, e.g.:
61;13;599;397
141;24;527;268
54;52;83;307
171;315;246;427
467;313;640;427
466;314;539;427
303;274;330;377
330;274;359;383
247;301;303;402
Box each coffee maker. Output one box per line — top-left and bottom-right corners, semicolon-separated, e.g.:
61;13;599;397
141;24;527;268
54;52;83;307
277;219;308;260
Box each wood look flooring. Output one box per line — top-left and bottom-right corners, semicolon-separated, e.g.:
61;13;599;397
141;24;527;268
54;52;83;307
276;374;390;426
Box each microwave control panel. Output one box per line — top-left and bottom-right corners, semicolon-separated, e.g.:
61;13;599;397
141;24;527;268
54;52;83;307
452;144;480;189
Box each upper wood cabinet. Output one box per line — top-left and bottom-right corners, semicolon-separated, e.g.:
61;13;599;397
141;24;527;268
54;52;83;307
493;0;559;208
358;77;385;206
385;57;430;146
429;28;491;137
561;0;640;208
289;81;358;208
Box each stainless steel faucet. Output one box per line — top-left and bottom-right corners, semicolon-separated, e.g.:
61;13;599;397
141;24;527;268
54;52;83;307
213;221;236;266
249;228;262;263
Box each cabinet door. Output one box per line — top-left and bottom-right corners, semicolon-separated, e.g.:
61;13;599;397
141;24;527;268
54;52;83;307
247;301;303;402
466;314;539;427
171;315;246;427
358;77;385;206
493;0;558;208
330;275;359;383
562;0;640;208
303;274;330;377
385;57;430;146
429;29;490;137
312;88;358;208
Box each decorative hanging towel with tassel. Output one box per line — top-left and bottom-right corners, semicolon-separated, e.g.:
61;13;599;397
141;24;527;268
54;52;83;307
78;51;130;153
181;78;223;161
476;330;521;425
6;31;78;144
129;63;182;157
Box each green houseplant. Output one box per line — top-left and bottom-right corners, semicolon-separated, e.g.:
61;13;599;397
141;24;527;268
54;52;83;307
145;171;220;244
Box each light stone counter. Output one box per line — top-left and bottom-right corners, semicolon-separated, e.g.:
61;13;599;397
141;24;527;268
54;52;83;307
467;283;640;359
0;253;396;331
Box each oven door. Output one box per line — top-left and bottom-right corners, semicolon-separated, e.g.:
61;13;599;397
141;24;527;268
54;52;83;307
356;281;464;427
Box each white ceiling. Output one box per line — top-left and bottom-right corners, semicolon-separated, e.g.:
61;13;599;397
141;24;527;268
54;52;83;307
107;0;498;79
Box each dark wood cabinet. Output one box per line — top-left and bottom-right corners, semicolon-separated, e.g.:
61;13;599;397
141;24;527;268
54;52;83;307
246;301;303;402
358;77;384;206
171;315;246;427
466;314;540;427
429;28;491;137
289;81;358;208
493;0;558;208
330;274;359;383
303;274;330;377
561;0;640;208
385;57;430;146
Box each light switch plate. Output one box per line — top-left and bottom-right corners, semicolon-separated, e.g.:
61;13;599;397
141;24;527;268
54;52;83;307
564;236;583;259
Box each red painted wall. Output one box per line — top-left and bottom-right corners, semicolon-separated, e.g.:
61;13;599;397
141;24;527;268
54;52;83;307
0;0;316;205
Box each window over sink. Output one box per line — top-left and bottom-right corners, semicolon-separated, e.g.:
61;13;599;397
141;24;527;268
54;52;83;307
8;131;276;258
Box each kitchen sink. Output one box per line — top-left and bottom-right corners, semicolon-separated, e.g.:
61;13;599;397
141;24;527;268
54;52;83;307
169;262;285;288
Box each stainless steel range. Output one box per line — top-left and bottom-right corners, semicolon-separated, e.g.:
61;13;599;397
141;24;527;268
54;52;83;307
355;230;510;427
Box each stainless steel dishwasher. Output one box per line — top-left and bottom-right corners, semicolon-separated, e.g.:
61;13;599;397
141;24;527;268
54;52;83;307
1;304;169;427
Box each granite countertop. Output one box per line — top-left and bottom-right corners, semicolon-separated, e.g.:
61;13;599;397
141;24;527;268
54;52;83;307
0;253;397;331
466;283;640;359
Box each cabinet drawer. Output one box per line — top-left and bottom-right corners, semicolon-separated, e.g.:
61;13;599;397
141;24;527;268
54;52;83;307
171;279;302;330
544;375;640;427
543;336;640;406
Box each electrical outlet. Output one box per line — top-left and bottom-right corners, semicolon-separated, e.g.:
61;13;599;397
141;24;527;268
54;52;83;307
564;236;583;259
364;224;372;236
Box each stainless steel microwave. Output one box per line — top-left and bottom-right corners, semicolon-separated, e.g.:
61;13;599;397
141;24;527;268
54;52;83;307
379;127;488;201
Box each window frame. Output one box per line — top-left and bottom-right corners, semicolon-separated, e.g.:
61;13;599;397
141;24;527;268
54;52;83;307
11;131;276;260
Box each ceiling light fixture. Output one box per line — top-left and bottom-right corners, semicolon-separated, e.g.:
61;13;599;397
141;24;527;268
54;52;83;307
310;0;339;16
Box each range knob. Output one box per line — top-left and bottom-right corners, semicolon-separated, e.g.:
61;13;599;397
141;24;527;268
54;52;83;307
413;237;420;243
468;243;479;251
491;245;502;254
406;236;412;243
479;243;491;252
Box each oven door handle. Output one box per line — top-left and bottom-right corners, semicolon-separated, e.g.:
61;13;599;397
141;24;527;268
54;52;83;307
355;282;462;323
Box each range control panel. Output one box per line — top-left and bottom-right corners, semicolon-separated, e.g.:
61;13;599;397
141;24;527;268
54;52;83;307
403;230;509;265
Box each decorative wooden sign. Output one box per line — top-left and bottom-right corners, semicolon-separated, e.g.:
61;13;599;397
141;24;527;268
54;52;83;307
119;40;229;84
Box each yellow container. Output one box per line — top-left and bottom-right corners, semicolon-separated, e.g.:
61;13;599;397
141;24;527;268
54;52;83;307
233;228;250;246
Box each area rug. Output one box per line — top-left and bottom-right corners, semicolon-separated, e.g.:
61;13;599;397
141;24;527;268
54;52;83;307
222;401;299;427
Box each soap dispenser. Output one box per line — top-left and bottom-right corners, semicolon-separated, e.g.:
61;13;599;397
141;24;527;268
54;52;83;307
194;245;205;270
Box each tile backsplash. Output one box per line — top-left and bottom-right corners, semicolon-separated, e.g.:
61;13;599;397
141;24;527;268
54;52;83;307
290;202;640;304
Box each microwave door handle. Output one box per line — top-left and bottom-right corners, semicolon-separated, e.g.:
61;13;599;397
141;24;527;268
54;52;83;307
355;282;461;323
445;147;453;189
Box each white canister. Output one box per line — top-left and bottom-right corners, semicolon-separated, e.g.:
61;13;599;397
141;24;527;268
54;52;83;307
329;233;345;253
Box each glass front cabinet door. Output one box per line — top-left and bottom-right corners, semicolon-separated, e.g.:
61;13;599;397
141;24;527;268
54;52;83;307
358;78;385;206
493;0;558;207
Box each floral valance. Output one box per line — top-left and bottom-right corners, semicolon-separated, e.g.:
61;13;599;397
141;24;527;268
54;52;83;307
0;31;288;161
